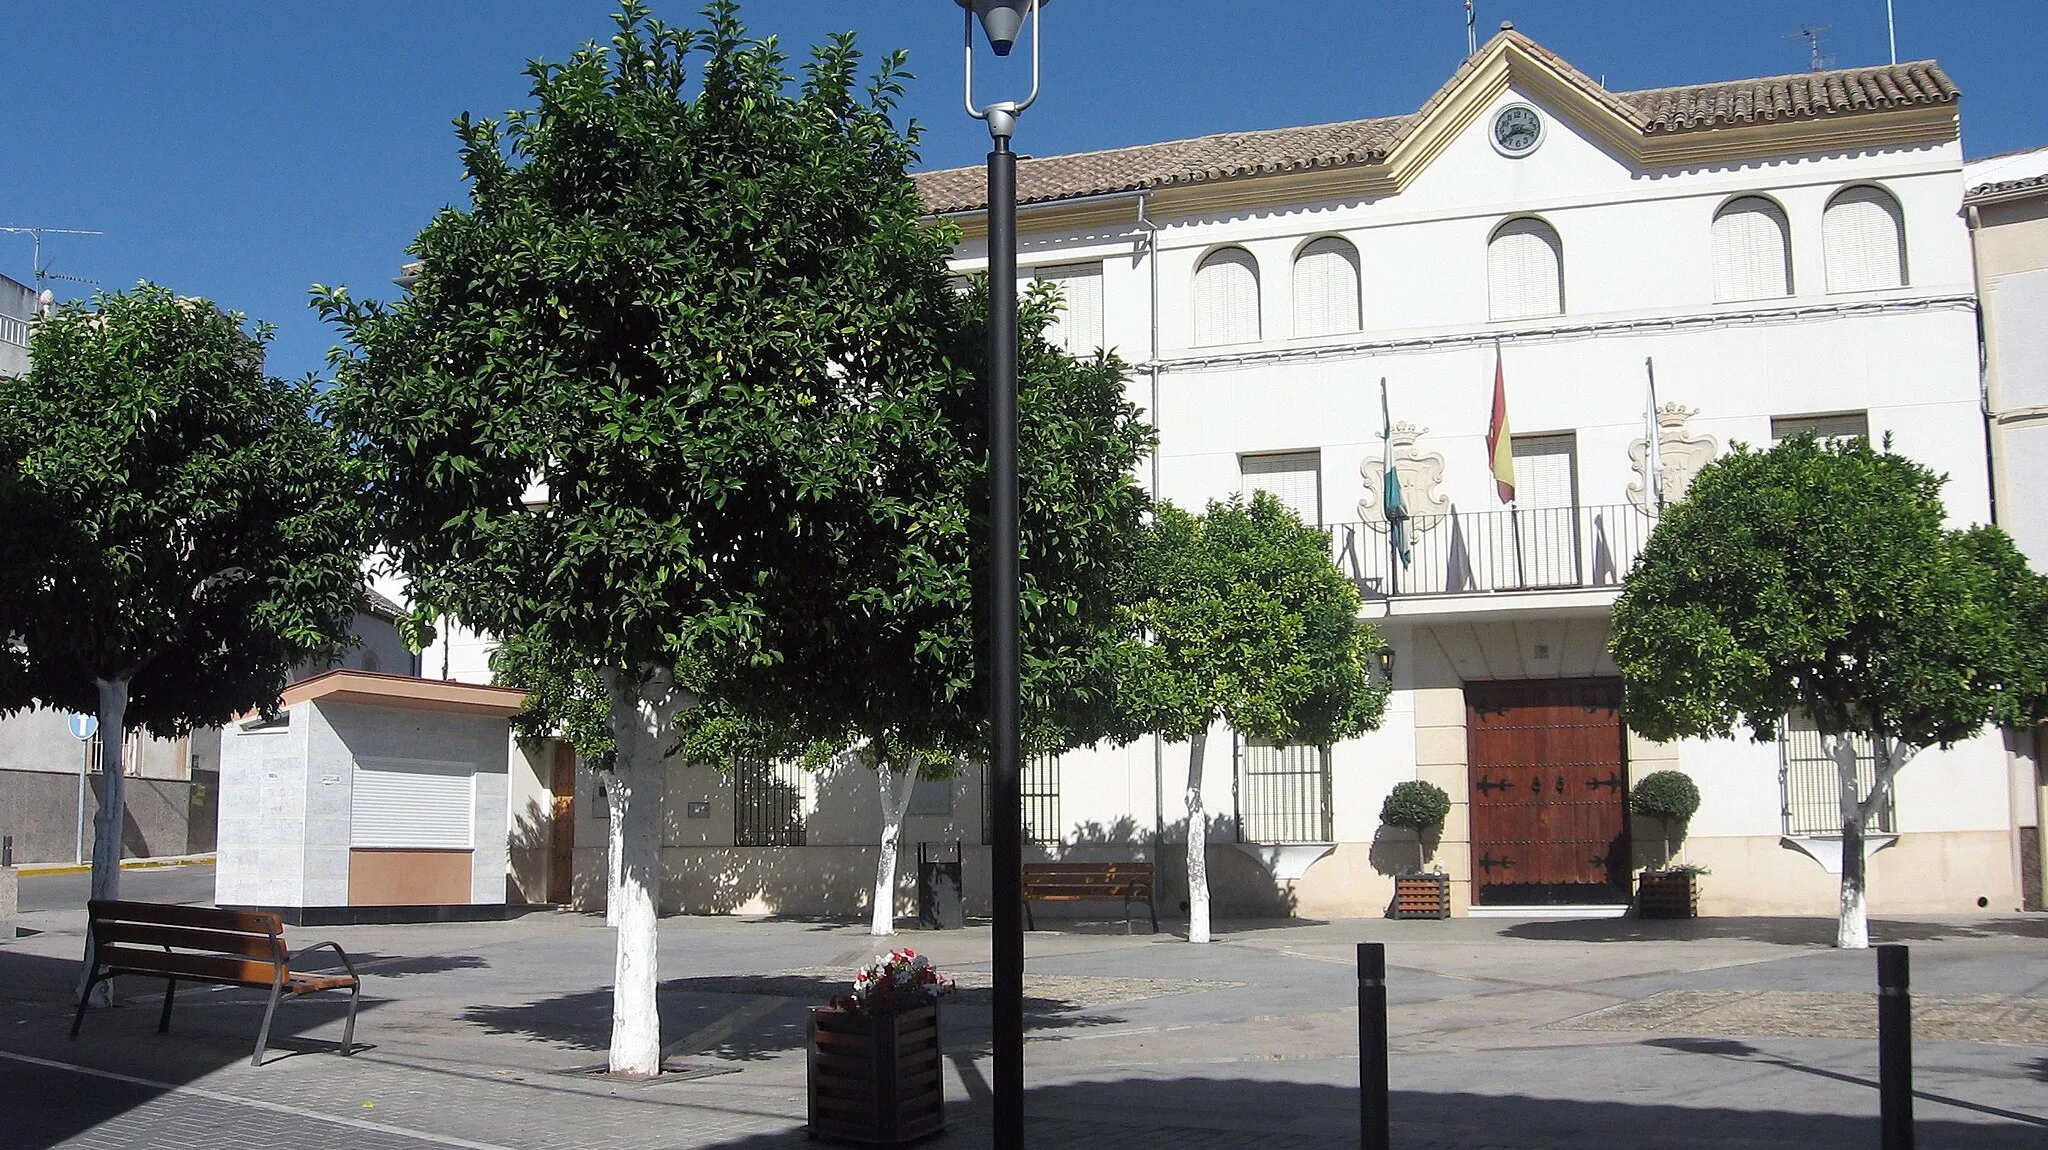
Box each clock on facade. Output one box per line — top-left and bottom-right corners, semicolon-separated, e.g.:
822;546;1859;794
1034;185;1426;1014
1491;103;1544;157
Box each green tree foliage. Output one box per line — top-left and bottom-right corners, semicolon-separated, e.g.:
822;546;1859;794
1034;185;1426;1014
1628;770;1701;826
1611;433;2048;945
0;283;366;910
1379;780;1452;833
1130;494;1390;941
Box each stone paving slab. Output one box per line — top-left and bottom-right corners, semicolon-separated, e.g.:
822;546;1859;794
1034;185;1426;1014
1555;987;2048;1044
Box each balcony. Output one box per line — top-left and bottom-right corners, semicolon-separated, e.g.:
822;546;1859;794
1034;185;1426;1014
1326;502;1651;601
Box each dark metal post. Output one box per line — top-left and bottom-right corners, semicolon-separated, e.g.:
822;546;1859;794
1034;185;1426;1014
1358;942;1389;1150
988;134;1025;1150
1878;944;1913;1150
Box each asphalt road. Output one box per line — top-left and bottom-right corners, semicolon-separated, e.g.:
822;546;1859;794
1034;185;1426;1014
16;864;217;913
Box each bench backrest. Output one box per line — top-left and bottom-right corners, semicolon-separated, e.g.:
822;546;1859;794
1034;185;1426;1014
87;899;289;988
1021;862;1154;895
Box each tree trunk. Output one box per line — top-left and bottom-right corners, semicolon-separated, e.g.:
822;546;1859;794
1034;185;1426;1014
605;774;626;928
81;676;131;1005
870;747;919;937
88;677;131;905
1185;727;1211;944
1831;734;1869;949
600;665;689;1078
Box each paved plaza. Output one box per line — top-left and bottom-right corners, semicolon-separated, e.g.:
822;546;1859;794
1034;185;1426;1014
2;865;2043;1149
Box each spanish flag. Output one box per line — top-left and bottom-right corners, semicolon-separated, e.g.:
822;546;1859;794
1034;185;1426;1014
1486;346;1514;504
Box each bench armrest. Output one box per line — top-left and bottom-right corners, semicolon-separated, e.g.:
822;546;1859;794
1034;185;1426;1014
289;940;360;982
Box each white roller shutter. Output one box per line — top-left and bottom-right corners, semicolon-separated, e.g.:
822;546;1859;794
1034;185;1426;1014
1487;219;1563;320
1713;198;1792;301
1509;435;1579;587
1824;187;1906;293
1240;451;1322;526
1194;248;1261;345
1292;238;1361;337
1024;262;1103;354
352;757;475;849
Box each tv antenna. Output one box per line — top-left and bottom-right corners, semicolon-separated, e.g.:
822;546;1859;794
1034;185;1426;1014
0;226;104;289
1464;1;1477;57
1789;25;1833;72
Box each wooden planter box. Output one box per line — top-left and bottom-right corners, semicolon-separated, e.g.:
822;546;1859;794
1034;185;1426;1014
1392;872;1451;919
807;1003;944;1145
1635;870;1699;919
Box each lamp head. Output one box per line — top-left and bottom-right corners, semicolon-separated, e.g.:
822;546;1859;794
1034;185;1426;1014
957;0;1044;57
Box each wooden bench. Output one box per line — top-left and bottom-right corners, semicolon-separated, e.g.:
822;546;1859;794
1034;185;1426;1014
1021;861;1158;934
73;900;361;1067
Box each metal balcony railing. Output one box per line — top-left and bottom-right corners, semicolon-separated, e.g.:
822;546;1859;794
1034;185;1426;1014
1326;502;1651;600
0;313;29;349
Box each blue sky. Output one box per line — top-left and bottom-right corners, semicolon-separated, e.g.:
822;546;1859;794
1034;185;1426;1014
3;1;2041;382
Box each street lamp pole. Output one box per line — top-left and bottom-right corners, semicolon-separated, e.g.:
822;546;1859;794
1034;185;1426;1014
957;4;1044;1147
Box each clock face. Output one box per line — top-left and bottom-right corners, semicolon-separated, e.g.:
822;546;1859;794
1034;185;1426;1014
1492;104;1543;156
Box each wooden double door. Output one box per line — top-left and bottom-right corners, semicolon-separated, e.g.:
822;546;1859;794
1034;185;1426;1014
1466;679;1630;906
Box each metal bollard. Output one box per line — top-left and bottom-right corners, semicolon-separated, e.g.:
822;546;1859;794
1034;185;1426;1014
1877;944;1913;1150
1359;942;1389;1150
2;835;11;867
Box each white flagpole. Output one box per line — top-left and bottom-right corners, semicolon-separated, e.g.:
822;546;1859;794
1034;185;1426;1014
1644;357;1665;514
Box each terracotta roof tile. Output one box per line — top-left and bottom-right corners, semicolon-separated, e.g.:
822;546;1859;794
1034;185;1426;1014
914;34;1959;214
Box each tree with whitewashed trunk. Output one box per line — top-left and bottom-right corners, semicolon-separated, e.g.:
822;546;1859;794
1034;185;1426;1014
1612;433;2048;948
1128;495;1391;943
684;278;1152;937
317;2;967;1076
0;285;366;977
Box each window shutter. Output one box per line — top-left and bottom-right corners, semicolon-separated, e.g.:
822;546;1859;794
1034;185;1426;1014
1030;262;1103;354
1292;238;1361;337
1488;219;1564;320
351;758;475;849
1194;248;1261;345
1240;451;1322;526
1713;198;1792;301
1509;436;1577;509
1824;187;1906;293
1771;411;1869;443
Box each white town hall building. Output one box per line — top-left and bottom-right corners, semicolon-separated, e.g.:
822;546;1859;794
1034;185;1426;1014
887;26;2036;920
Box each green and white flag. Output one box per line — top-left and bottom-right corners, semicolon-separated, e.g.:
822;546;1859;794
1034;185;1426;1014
1381;377;1410;567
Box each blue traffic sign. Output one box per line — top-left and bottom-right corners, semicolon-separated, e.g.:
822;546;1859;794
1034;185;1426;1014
66;713;99;741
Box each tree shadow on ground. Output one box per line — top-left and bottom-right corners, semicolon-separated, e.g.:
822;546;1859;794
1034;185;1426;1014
459;972;1126;1063
307;951;491;978
685;1072;2048;1149
2025;1055;2048;1083
1497;916;2048;946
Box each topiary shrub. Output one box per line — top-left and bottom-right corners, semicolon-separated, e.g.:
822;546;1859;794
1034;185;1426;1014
1380;780;1452;833
1629;770;1701;826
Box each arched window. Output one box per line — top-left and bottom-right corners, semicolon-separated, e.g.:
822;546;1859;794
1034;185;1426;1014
1824;186;1907;293
1292;237;1361;337
1193;247;1261;345
1712;196;1792;301
1487;218;1563;320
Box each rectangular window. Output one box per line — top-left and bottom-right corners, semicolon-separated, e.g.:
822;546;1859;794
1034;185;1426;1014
733;759;808;846
982;753;1062;846
1021;262;1104;355
1771;412;1870;444
1235;739;1333;844
1780;712;1896;836
351;757;475;849
1240;450;1323;527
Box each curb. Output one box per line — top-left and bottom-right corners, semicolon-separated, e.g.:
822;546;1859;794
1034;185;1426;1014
15;855;216;878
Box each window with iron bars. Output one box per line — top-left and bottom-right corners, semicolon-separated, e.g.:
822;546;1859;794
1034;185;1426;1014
1235;739;1333;844
981;753;1062;846
733;759;807;847
1779;714;1896;837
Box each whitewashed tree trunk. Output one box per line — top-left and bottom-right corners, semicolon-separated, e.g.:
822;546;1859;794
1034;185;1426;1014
1835;736;1914;950
605;774;626;928
870;748;919;937
1185;727;1211;944
600;665;690;1078
81;676;131;1006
